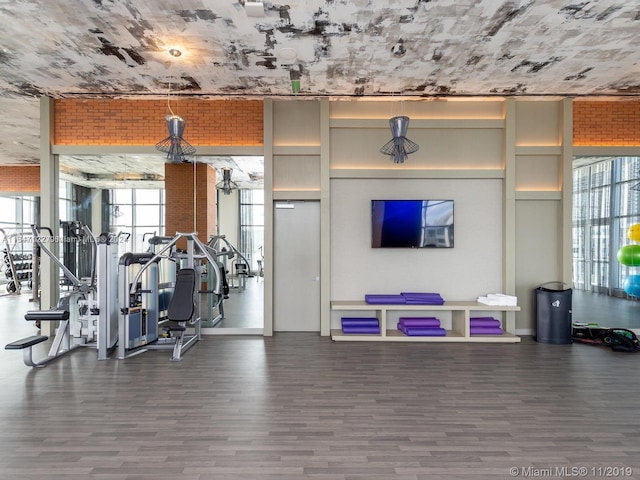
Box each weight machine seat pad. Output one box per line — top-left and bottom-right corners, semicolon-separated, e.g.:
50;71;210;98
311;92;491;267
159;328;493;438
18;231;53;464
24;310;70;322
5;335;49;350
166;325;187;332
167;268;196;322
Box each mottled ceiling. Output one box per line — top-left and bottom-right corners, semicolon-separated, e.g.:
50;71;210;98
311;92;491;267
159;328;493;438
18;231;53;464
1;0;640;174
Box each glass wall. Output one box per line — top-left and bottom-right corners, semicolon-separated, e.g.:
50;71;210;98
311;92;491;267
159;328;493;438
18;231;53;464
108;188;165;252
2;184;165;287
573;156;640;296
0;195;38;237
59;182;72;223
0;195;38;290
239;189;264;272
0;195;38;253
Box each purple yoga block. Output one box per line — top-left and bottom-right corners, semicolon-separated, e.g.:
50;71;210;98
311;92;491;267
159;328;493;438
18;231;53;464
400;292;445;305
470;326;504;335
342;325;381;334
404;298;444;305
365;294;406;304
469;318;501;327
341;318;379;328
401;292;440;297
398;317;441;327
398;324;447;336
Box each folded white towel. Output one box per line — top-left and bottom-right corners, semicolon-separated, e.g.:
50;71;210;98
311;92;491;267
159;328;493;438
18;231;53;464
488;293;517;301
478;294;518;306
477;296;502;305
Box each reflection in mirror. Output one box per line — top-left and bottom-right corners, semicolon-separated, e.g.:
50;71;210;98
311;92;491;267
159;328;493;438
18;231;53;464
57;153;264;332
207;187;264;330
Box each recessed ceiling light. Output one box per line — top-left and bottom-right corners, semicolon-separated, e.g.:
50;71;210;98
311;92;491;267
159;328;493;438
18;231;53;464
245;1;265;17
277;47;298;63
169;48;182;57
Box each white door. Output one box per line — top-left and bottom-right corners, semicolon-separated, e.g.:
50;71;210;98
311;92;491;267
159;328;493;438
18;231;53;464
274;201;320;331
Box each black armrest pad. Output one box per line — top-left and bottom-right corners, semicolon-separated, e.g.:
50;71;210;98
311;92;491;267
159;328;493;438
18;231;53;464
25;310;70;321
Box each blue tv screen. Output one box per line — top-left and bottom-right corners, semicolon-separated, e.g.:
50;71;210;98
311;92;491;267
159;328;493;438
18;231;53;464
372;200;454;248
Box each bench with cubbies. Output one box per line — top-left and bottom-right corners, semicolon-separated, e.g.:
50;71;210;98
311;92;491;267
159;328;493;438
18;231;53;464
331;300;521;343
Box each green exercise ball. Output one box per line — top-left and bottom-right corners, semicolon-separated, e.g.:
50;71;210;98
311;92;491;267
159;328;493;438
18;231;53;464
617;244;640;266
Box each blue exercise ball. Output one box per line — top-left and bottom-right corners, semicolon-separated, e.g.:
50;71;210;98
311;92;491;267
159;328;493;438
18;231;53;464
623;274;640;297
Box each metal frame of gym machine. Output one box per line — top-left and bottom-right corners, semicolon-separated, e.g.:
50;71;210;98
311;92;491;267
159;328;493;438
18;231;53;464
117;232;223;361
207;234;252;290
4;224;121;367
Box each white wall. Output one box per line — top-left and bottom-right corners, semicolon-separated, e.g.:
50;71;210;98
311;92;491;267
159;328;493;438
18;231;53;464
268;98;571;335
515;200;562;332
330;178;503;328
216;189;239;247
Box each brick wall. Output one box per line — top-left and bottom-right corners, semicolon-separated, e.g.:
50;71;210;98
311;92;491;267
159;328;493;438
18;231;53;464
0;166;40;192
54;99;263;146
573;101;640;146
53;98;261;236
164;163;217;246
54;97;640;148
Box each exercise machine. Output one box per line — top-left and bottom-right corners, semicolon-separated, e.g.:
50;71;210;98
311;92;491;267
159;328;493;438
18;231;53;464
29;226;50;304
1;228;33;295
60;220;94;287
256;245;264;279
142;231;157;252
208;235;251;290
96;232;121;360
146;235;174;254
118;232;223;361
6;229;224;365
4;225;122;366
117;250;159;357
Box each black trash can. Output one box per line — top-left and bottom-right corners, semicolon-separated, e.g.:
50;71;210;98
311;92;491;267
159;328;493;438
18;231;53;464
535;282;572;344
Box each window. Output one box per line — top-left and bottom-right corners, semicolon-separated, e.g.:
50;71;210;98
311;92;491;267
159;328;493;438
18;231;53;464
59;182;72;222
239;189;264;272
0;195;38;267
0;197;17;225
573;157;640;296
0;195;37;235
107;189;165;252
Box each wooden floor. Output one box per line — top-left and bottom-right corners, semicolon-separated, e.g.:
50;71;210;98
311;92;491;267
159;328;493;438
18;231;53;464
572;289;640;329
0;292;639;479
202;274;263;329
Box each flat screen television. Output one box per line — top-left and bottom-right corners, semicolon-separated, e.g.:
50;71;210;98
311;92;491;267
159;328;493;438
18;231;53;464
372;199;454;248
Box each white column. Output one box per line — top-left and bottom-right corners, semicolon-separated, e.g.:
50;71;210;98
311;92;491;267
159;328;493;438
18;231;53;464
503;99;517;334
320;98;331;336
39;97;60;335
263;98;274;336
560;98;574;285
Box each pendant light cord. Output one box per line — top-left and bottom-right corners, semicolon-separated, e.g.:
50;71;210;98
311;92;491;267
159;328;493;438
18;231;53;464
167;59;175;116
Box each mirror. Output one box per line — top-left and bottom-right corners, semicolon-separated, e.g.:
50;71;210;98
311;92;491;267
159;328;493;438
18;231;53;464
57;153;264;332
